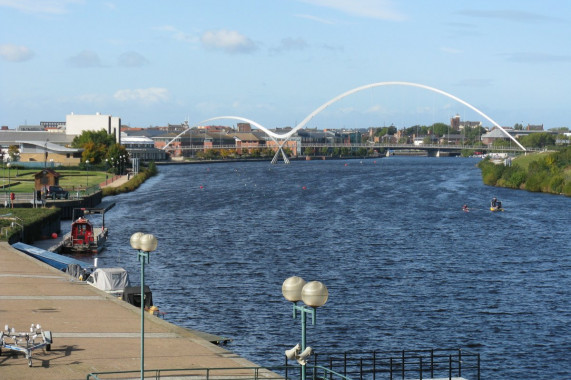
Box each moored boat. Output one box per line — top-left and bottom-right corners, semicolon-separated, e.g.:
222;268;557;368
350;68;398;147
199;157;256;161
61;208;108;254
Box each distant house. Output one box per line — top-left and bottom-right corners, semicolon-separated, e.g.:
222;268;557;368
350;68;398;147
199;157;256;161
34;168;61;190
481;127;514;145
439;134;464;145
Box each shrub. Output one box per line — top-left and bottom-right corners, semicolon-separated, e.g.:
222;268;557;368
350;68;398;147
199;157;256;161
102;163;157;197
548;175;564;194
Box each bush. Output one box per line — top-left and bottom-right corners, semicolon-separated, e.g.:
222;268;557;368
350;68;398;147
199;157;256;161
525;171;548;192
499;165;527;189
102;162;157;197
478;159;505;186
548;175;565;194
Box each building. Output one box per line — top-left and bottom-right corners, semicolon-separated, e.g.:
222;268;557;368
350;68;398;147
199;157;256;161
121;134;166;161
66;112;121;144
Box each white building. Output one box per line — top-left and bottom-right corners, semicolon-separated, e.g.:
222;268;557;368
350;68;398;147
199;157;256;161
65;112;121;144
121;133;166;161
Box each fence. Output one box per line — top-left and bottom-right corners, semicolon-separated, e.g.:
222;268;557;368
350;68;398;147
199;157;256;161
300;348;480;380
87;365;351;380
0;185;101;206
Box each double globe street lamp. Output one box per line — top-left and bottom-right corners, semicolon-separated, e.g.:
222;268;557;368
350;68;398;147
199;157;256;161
282;276;328;380
130;232;158;380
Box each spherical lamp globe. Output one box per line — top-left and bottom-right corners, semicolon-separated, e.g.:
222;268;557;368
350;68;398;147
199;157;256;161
140;234;158;252
282;276;306;302
130;232;145;250
301;281;328;308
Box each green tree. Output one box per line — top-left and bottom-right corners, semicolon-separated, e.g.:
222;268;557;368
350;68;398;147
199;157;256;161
72;130;118;164
8;145;20;162
431;123;449;136
518;133;556;148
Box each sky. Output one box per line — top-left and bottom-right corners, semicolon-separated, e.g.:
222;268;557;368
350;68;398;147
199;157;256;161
1;0;570;130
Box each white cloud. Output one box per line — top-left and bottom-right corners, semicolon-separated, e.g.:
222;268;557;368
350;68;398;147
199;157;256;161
67;50;103;67
302;0;406;21
201;29;258;54
270;37;308;54
366;105;388;114
296;14;336;24
118;51;149;67
0;0;82;14
153;25;198;43
113;88;170;104
0;44;34;62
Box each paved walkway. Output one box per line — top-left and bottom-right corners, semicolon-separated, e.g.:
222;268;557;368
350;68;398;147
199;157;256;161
0;243;269;379
99;174;130;188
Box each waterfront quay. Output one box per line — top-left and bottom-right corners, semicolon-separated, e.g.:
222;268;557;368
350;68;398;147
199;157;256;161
0;243;266;380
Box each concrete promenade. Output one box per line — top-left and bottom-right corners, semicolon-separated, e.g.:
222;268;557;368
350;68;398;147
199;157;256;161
0;243;267;380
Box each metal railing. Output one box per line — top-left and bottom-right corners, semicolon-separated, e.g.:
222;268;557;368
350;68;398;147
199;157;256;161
0;186;101;206
87;365;351;380
305;348;480;380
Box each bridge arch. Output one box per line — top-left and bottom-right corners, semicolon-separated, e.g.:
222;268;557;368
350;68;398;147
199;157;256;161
285;81;525;151
162;81;525;153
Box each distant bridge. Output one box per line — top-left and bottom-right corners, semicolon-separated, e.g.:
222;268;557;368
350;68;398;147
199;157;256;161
172;142;539;155
164;81;528;163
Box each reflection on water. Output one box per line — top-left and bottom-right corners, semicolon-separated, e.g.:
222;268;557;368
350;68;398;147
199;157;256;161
93;157;569;379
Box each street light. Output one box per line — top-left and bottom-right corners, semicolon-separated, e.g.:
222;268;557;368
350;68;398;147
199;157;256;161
130;232;158;380
6;162;11;208
85;160;89;189
282;276;328;380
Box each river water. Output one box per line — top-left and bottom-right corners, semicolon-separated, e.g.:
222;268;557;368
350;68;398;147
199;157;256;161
95;157;569;379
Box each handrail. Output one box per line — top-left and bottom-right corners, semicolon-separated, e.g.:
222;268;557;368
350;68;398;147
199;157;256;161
87;365;352;380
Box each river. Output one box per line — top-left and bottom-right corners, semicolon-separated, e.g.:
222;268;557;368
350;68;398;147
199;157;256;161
96;157;569;379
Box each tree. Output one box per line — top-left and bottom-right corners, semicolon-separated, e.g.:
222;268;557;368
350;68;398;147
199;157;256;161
72;130;117;164
518;133;556;148
432;123;449;136
8;145;20;162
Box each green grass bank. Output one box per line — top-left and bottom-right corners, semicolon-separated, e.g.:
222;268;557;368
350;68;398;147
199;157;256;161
477;146;571;196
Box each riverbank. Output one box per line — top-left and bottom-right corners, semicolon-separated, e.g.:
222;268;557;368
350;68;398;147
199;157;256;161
0;242;267;379
477;146;571;196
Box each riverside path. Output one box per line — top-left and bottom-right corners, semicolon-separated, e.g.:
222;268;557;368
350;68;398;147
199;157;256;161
0;242;266;380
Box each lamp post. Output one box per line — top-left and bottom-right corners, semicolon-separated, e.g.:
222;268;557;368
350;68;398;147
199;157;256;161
6;162;10;207
85;160;89;189
130;232;158;380
282;276;328;380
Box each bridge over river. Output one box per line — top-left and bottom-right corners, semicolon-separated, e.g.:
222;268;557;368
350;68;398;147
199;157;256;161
170;142;541;157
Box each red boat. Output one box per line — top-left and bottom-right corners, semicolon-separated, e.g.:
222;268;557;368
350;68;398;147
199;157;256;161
61;208;108;254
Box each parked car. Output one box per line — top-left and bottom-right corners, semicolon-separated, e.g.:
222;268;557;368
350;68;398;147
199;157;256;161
46;185;69;200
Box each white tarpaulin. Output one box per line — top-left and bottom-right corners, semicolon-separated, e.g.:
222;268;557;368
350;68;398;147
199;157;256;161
87;267;130;292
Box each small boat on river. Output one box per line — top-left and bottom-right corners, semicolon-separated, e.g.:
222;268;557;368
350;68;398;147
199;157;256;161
490;197;504;212
61;208;108;254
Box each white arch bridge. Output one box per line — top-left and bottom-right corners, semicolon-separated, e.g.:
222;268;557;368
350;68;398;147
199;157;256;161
162;81;526;163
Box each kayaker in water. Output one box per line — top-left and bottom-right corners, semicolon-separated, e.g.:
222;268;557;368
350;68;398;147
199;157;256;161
462;204;469;212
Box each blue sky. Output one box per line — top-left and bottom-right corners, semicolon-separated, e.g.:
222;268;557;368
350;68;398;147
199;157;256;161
1;0;569;130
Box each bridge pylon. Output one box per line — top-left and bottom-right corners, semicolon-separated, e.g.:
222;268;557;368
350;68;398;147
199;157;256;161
271;141;291;164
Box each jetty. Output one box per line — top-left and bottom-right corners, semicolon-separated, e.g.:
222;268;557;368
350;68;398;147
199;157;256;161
0;242;271;380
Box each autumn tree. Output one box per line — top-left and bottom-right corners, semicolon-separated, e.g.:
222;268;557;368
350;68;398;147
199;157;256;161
72;130;117;164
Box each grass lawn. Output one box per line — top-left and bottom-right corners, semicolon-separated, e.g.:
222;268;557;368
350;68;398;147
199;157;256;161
512;151;551;170
0;168;111;193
